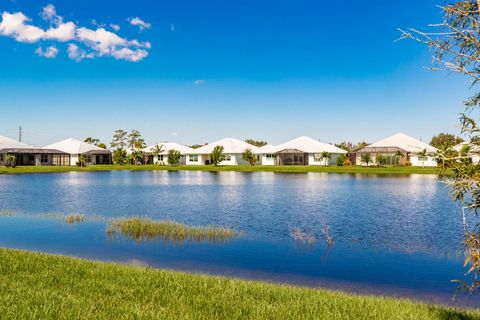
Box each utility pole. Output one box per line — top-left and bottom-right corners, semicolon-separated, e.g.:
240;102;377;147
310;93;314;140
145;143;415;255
18;126;22;142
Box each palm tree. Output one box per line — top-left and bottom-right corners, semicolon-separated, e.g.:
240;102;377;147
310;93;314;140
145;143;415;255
394;150;404;165
320;152;332;166
417;149;428;168
361;153;372;167
151;144;165;164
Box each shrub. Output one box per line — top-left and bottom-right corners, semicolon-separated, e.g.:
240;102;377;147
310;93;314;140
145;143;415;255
112;149;127;165
210;146;225;166
167;149;182;165
343;159;352;166
404;161;412;167
76;155;87;167
336;154;347;166
5;154;16;168
242;149;258;166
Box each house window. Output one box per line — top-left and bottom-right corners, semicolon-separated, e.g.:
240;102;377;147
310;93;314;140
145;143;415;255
266;154;275;159
225;154;232;161
28;155;35;161
189;155;198;162
85;155;92;163
41;154;48;163
0;154;3;161
313;154;323;162
417;156;428;161
157;155;164;161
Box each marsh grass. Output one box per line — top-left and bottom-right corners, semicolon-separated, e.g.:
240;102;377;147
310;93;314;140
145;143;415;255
107;217;238;243
65;214;85;224
0;209;15;217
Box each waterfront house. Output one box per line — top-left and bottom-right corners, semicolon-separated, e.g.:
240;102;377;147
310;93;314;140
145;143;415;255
44;138;112;166
257;144;277;165
186;138;260;165
453;142;480;164
267;136;347;165
0;135;69;166
354;133;438;166
143;142;195;165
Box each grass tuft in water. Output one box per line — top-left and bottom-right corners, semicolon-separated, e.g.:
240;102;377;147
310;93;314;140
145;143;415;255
64;214;84;224
107;218;238;242
0;210;15;217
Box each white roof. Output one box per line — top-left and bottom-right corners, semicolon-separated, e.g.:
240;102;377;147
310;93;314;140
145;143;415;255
454;142;480;153
0;135;34;149
367;133;437;153
192;138;260;154
43;138;106;154
143;142;195;155
257;144;277;154
271;136;347;154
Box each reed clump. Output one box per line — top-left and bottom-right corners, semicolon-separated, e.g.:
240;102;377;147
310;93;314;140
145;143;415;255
0;210;15;217
107;218;237;243
65;214;84;224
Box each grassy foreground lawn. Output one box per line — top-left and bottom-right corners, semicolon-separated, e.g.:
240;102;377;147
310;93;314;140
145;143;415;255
0;164;445;175
0;249;476;319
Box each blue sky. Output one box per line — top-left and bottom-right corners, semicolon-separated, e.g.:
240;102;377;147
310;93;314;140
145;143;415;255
0;0;472;146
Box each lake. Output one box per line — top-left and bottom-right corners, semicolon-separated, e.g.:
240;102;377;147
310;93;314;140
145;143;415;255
0;171;475;307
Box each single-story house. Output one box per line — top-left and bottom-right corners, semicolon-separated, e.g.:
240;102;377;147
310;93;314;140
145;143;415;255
453;142;480;164
257;144;277;165
264;136;347;165
185;138;260;165
0;135;69;166
354;133;438;166
43;138;112;166
143;142;195;165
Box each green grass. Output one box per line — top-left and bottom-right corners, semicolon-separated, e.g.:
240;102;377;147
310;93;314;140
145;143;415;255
0;248;477;319
107;217;237;242
0;164;446;175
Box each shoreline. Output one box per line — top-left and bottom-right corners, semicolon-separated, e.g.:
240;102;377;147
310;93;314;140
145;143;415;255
0;164;447;175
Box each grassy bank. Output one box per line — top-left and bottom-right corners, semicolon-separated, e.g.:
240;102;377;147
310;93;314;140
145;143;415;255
0;249;476;319
0;164;445;175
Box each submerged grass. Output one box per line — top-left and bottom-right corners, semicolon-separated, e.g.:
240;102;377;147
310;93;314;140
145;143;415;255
65;214;85;224
0;248;478;320
107;217;238;242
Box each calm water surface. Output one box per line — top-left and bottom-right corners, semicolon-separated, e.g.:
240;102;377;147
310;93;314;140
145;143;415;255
0;171;476;307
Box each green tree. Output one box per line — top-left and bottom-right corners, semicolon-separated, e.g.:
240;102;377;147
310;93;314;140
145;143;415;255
112;149;127;165
151;144;165;164
128;130;146;165
336;154;347;166
394;151;404;165
84;137;100;146
110;130;128;150
245;139;268;148
167;149;182;165
209;146;225;166
97;143;107;149
335;142;354;152
376;155;387;167
429;133;464;149
76;155;87;167
319;152;332;166
242;149;258;166
5;154;16;168
361;153;372;167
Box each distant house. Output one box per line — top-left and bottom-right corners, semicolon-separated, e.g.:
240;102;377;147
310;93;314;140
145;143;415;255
354;133;438;166
263;136;347;166
0;135;68;166
257;144;277;166
186;138;260;165
143;142;195;165
453;142;480;164
43;138;111;166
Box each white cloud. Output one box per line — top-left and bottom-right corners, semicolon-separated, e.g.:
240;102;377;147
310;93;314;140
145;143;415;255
128;17;151;31
0;5;151;62
170;132;179;137
110;24;120;32
35;45;58;58
194;80;205;85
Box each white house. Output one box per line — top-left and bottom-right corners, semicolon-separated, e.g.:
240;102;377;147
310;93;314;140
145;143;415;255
0;135;69;166
267;136;347;165
143;142;195;165
355;133;438;166
44;138;111;166
454;142;480;164
257;144;277;165
186;138;260;165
